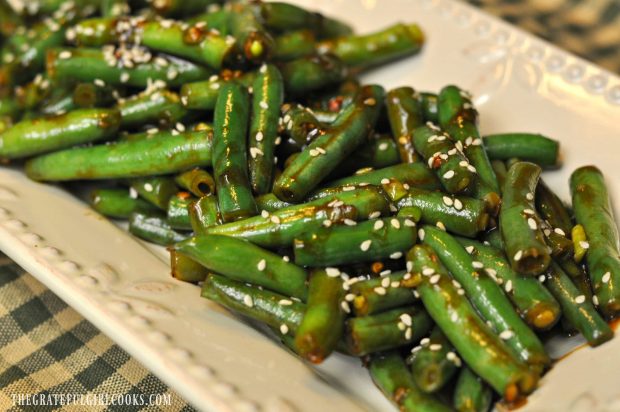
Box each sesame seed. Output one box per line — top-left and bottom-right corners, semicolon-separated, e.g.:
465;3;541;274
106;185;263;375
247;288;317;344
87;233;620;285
465;246;474;254
391;281;400;288
451;312;458;322
579;241;590;249
404;219;416;227
575;295;586;304
255;131;264;142
345;293;356;302
390;252;403;259
341;301;351;313
411;346;422;354
467;165;477;173
603;272;611;283
342;185;356;191
390;204;398;212
418;229;425;241
364;97;376;106
59;50;72;59
500;330;514;340
344;219;357;226
243;295;254;307
422;268;435;276
443;196;453;206
257;259;266;271
309;149;320;157
360;240;372;251
210;83;220;90
457;289;465;295
369;211;382;219
436;221;446;231
261;210;270;218
283;256;290;262
280;324;289;334
397;321;406;331
505;280;513;293
459;160;469;167
325;267;341;277
514;250;523;261
405;328;413;340
279;299;293;306
380;178;390;185
374;220;384;230
528;218;538;230
374;286;386;295
472;261;484;269
430;274;441;284
391;219;401;229
94;79;105;87
399;314;412;327
378;142;389;150
381;277;391;288
539;275;546;283
443;170;455;179
554;228;566;236
465;136;473;146
593;295;599;305
420;338;430;346
471;138;482;146
485;268;498;278
259;101;269;110
144;183;154;192
523;208;535;215
526;192;534;201
398;136;408;145
544;229;552;237
430;344;442;351
322;219;332;227
406;261;414;272
270;215;281;224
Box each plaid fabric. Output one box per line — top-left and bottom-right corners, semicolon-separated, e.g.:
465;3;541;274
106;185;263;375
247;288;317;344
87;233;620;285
0;253;196;412
464;0;620;74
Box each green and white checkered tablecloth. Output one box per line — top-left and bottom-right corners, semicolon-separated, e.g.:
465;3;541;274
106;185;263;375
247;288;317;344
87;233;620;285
0;1;618;411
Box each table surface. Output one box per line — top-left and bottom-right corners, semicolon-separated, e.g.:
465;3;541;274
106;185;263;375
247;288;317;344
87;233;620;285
1;1;618;411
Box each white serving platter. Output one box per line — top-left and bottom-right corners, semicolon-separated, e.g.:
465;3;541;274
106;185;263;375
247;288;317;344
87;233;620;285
1;0;620;411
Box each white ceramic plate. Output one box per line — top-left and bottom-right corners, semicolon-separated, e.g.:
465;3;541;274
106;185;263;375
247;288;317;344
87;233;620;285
1;1;620;411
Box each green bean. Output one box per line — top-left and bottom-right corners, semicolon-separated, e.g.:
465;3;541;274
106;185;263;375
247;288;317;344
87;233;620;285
229;1;274;63
48;47;213;88
139;20;235;70
280;54;348;96
117;89;188;129
129;211;187;246
149;0;221;18
72;82;116;108
491;160;507;194
174;234;307;300
206;186;390;249
212;82;258;222
294;217;417;267
501;162;551;276
570;165;620;318
273;30;316;61
258;2;353;39
170;250;209;283
175;168;215;197
294;268;345;363
249;64;284;195
324;163;441;192
327;135;400;179
189;195;221;235
453;367;493;412
274;85;384;202
558;258;593;300
201;273;305;334
346;306;432;356
438;86;500;207
422;226;549;367
456;238;560;331
318;23;424;70
26;130;213;181
395;188;489;237
351;271;417;316
129;176;178;209
90;188;156;219
180;71;256;110
0;108;120;160
483;133;560;168
413;124;477;195
167;192;194;230
369;352;452;412
420;92;438;123
535;179;573;238
281;104;327;147
385;87;423;163
544;262;613;346
408;244;537;401
409;327;459;393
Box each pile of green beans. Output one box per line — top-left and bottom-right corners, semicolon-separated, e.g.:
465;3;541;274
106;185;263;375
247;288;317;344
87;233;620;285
1;1;618;411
